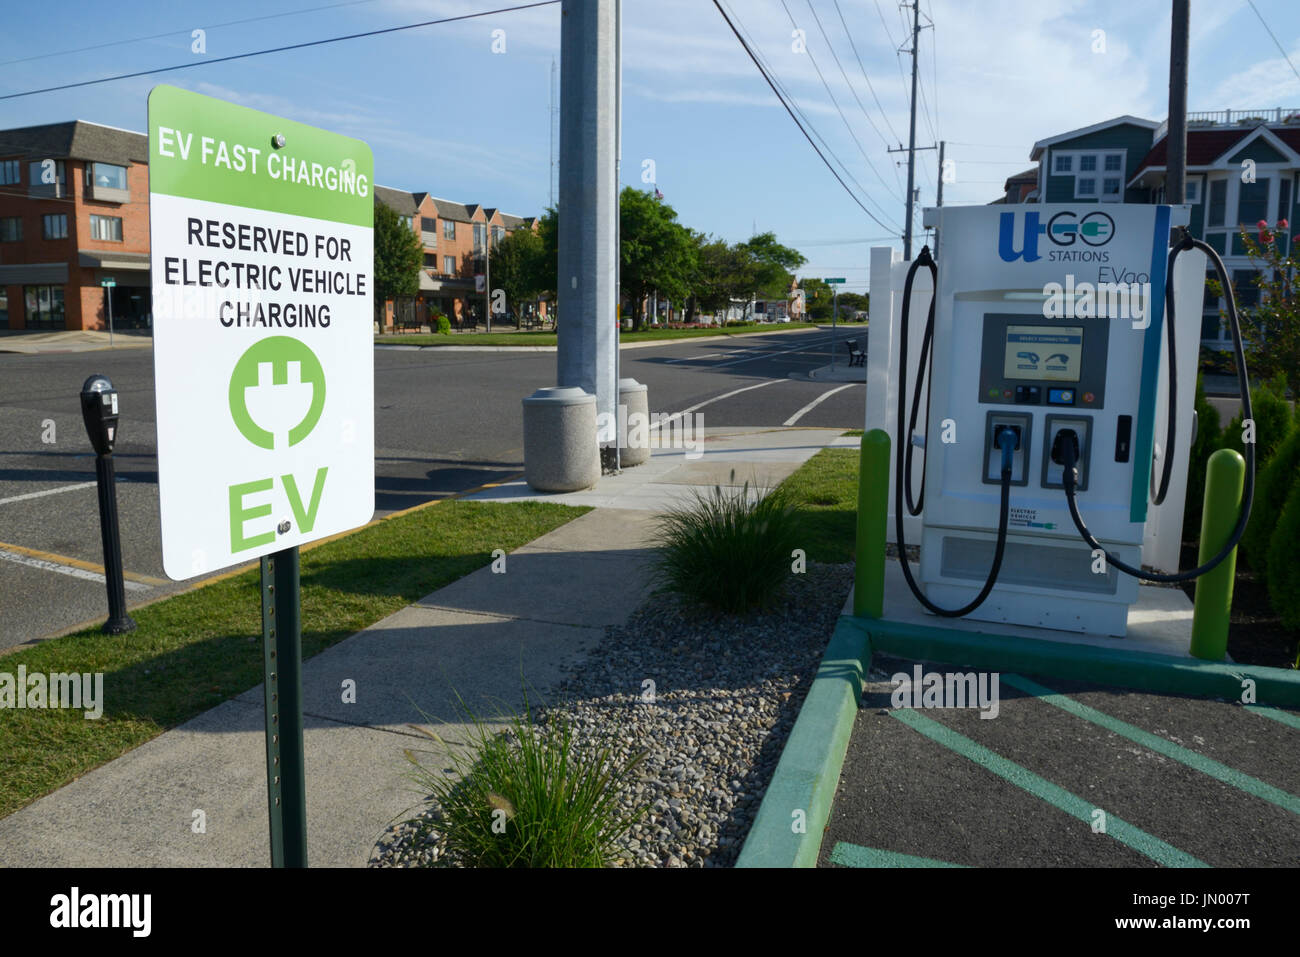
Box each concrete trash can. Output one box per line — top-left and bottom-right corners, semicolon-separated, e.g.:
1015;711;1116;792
522;386;600;492
618;377;650;467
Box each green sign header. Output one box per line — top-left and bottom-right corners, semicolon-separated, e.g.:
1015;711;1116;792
823;277;846;284
148;85;374;229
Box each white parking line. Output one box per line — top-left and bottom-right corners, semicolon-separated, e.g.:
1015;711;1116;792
783;383;858;426
706;333;840;369
0;481;98;506
0;548;152;591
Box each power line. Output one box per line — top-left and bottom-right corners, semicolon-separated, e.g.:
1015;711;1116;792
0;1;560;102
712;0;901;235
1245;0;1300;83
0;0;386;69
778;0;902;203
722;1;902;232
832;0;901;143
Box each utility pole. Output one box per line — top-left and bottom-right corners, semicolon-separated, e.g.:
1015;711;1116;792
485;223;492;333
934;140;945;252
1167;0;1189;205
903;0;921;259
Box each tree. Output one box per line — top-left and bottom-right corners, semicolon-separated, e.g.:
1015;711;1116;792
739;232;806;308
619;187;697;330
1208;223;1300;398
373;201;423;301
490;227;546;321
800;277;834;320
693;233;755;320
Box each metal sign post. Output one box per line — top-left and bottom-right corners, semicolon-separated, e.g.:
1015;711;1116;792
260;546;306;867
825;277;845;366
101;278;116;347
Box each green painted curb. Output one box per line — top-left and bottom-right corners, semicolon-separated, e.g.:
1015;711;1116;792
867;619;1300;707
735;615;869;868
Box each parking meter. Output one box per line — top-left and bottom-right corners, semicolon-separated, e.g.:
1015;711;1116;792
79;373;135;634
80;375;120;455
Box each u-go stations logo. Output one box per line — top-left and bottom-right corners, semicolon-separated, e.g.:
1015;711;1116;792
999;210;1115;262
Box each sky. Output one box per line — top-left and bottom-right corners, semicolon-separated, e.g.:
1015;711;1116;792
2;0;1299;294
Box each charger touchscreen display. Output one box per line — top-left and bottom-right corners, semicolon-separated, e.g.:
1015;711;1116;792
1003;325;1083;382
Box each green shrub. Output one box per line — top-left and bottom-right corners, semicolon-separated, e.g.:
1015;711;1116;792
1198;345;1237;377
650;474;801;613
1266;477;1300;634
403;695;646;868
1223;375;1293;470
1244;426;1300;580
435;314;451;335
1184;375;1223;539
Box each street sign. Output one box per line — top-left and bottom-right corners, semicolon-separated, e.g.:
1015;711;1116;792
100;278;116;288
824;277;846;284
147;84;375;581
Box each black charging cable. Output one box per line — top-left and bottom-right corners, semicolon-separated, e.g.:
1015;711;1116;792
895;247;1018;616
1060;234;1254;583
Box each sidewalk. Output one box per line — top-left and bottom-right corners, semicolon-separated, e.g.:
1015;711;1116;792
0;329;152;354
0;426;849;867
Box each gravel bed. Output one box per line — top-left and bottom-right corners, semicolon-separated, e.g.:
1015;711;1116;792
370;561;853;868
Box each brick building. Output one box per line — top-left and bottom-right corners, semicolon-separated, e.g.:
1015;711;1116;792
0;121;150;331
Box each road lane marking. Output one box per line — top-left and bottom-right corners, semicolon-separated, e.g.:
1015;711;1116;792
648;378;787;432
0;546;154;591
1003;673;1300;816
891;708;1208;867
0;481;98;506
706;333;841;369
783;383;857;426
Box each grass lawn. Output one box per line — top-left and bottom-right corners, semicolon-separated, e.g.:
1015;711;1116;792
780;442;860;564
376;322;826;348
0;499;588;819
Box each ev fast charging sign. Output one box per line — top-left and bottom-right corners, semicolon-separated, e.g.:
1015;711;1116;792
148;85;374;581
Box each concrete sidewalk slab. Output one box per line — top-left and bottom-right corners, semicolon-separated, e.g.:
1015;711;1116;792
0;330;152;354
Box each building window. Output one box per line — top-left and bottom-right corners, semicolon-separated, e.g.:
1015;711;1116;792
421;216;437;233
1077;178;1097;196
24;285;65;328
443;220;456;240
1278;178;1291;223
83;162;127;190
1185;179;1200;203
1054;153;1072;173
1232;269;1260;309
491;225;505;244
424;253;437;268
1237;181;1269;226
0;217;20;241
1102;177;1121;197
473;223;485;251
1208;179;1226;226
443;255;456;274
89;214;123;241
29;159;66;186
1103;154;1123;172
1079;155;1097;172
398;215;413;231
42;213;68;239
0;159;18;185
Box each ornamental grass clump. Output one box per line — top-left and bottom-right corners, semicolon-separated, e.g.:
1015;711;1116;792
403;695;646;868
650;472;802;614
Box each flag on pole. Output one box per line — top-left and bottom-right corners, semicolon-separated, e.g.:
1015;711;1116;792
654;186;663;200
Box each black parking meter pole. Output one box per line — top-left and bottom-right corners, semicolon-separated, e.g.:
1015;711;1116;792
260;545;307;868
79;375;135;635
94;451;135;634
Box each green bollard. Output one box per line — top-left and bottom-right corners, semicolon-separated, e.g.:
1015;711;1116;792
855;429;891;619
1190;448;1246;661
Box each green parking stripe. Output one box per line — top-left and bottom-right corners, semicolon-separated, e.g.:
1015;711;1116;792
890;708;1208;868
1245;705;1300;732
830;842;965;868
1003;674;1300;818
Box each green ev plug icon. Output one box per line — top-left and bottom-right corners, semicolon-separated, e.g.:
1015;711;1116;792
229;337;326;450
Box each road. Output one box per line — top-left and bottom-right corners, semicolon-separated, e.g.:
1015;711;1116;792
0;325;866;648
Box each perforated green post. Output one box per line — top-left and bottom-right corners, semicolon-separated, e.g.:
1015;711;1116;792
261;546;307;867
1190;449;1245;661
855;429;891;619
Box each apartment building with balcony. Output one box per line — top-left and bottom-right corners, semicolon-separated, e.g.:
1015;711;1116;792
0;120;150;331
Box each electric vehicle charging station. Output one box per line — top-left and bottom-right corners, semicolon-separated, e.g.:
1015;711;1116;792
869;202;1241;639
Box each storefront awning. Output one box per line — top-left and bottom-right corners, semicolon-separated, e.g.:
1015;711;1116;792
79;251;151;271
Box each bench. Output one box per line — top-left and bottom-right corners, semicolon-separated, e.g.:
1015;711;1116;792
846;338;866;367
